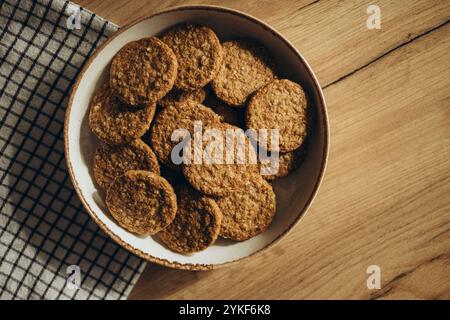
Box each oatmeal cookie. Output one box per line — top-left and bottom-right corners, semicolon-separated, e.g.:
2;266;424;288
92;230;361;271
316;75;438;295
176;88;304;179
161;24;222;91
150;100;221;166
259;139;308;180
246;79;308;152
89;83;155;145
159;186;222;253
105;170;177;235
110;37;178;106
212;40;276;107
93;139;160;190
217;173;276;240
182;122;258;197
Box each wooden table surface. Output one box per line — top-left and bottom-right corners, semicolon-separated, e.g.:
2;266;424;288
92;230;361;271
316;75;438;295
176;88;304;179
75;0;450;299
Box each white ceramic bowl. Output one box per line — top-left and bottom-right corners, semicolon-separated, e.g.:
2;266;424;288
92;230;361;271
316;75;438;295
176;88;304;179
65;5;329;270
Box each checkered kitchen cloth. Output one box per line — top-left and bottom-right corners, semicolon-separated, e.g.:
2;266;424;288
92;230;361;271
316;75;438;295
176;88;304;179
0;0;146;299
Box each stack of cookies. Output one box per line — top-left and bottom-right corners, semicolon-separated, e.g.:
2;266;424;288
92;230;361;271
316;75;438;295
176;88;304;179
89;23;310;254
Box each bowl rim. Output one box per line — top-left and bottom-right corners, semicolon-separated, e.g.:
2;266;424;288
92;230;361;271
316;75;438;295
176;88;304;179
64;4;329;271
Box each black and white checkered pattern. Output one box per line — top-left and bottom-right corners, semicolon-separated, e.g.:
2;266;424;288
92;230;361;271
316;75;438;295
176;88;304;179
0;0;146;299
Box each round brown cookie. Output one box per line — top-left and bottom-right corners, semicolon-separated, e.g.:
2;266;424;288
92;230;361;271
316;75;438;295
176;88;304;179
93;139;160;190
150;100;222;167
110;37;178;106
259;142;307;180
158;88;206;109
161;24;222;91
212;40;276;107
159;186;222;254
246;79;308;152
106;170;177;235
217;173;276;241
89;83;156;145
182;123;258;197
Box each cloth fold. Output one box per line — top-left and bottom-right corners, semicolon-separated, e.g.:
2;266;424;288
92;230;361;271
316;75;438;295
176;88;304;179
0;0;146;300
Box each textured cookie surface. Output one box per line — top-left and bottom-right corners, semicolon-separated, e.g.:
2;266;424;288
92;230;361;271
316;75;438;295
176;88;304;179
159;186;222;253
93;139;160;190
158;88;206;109
217;173;276;240
212;40;276;107
161;24;222;91
259;140;308;180
89;84;155;145
246;79;308;152
182;123;258;197
110;37;178;106
106;170;177;235
150;101;222;166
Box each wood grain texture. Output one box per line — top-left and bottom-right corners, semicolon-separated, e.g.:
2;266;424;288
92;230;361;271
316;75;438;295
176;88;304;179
73;0;450;299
